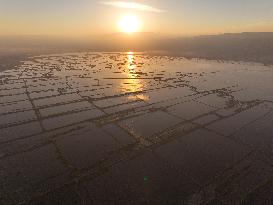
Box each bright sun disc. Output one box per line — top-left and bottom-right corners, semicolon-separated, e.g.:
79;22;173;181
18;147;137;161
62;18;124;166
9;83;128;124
118;15;140;33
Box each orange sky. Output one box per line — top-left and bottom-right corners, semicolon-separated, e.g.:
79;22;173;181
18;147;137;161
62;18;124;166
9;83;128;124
1;0;273;36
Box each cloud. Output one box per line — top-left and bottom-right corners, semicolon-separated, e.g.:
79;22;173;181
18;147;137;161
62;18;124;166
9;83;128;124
101;1;165;13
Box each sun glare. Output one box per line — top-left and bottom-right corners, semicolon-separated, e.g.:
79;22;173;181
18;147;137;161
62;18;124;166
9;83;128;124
118;15;141;33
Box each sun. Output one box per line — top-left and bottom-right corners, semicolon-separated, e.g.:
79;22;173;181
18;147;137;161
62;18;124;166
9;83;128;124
118;14;141;33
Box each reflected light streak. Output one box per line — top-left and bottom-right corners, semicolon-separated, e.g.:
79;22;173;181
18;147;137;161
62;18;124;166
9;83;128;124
121;52;148;101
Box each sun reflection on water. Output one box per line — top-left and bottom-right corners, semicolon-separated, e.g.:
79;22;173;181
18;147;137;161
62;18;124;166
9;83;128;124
121;52;149;101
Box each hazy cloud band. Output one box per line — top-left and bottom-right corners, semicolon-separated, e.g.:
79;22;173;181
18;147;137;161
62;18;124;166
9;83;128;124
101;1;165;13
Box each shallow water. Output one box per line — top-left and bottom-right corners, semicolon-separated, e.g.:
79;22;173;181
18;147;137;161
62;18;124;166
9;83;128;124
0;52;273;204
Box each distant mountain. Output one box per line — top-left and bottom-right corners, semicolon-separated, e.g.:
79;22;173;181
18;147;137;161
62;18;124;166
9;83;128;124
162;32;273;64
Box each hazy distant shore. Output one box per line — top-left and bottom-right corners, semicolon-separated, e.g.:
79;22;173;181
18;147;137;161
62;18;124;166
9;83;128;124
1;32;273;72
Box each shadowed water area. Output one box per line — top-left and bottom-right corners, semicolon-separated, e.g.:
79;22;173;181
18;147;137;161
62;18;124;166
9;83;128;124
0;52;273;204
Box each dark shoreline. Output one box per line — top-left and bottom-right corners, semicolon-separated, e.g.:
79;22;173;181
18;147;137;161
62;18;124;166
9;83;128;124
0;53;29;72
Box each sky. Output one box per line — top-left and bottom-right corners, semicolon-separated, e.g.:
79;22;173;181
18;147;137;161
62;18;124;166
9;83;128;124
1;0;273;36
